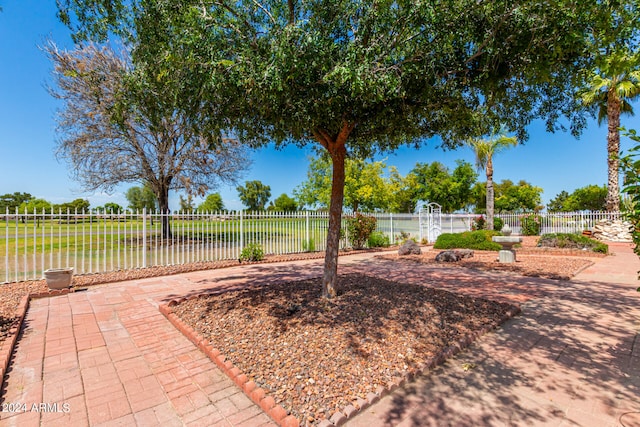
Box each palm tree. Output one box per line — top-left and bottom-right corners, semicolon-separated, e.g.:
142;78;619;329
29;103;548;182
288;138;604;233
581;50;640;212
468;132;518;230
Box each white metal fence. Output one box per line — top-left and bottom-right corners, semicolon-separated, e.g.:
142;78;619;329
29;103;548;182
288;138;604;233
0;209;623;283
438;211;623;235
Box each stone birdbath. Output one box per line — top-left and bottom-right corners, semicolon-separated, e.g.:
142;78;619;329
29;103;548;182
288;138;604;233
492;225;522;263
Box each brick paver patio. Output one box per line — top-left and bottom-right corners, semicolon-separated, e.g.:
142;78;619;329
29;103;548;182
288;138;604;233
0;244;638;426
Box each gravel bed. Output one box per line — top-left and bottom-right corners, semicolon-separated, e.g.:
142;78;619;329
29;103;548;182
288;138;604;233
172;273;518;425
379;249;595;280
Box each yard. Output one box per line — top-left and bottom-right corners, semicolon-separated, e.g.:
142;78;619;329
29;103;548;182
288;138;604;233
0;235;603;425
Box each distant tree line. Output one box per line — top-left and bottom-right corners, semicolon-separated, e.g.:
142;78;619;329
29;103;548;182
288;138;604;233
0;179;614;217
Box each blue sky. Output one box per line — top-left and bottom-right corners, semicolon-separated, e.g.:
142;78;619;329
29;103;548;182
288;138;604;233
1;1;638;212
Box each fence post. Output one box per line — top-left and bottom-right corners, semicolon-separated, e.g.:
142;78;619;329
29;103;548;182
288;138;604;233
142;208;147;268
240;210;244;250
389;213;394;241
304;211;311;249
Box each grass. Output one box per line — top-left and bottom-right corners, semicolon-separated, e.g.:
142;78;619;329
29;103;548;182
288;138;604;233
0;216;338;280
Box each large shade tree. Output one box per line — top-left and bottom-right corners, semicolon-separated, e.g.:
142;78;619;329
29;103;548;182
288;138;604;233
581;50;640;212
47;43;250;237
58;0;633;298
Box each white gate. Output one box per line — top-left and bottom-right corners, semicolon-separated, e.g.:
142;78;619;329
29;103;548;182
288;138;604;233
419;202;442;243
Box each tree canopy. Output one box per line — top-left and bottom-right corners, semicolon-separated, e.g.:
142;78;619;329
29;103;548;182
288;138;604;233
0;192;33;212
125;185;156;211
237;181;272;211
46;41;250;237
411;161;477;213
294;154;391;213
54;198;91;212
268;194;299;212
471;179;543;213
57;0;639;297
198;193;225;212
548;185;608;211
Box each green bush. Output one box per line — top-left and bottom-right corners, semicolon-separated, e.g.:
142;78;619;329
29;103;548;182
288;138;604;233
345;213;377;249
493;217;504;231
537;233;608;254
520;213;541;236
434;230;502;251
302;238;316;252
239;243;264;261
367;231;390;248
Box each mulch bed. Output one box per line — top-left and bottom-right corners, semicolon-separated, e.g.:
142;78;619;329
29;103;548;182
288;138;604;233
377;249;597;281
172;273;519;426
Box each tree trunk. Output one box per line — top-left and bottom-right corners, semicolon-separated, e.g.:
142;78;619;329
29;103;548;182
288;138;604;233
314;122;354;299
323;145;346;298
158;188;172;239
486;157;494;230
606;90;621;212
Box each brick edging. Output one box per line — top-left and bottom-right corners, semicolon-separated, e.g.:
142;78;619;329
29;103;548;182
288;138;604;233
0;295;28;384
160;296;521;427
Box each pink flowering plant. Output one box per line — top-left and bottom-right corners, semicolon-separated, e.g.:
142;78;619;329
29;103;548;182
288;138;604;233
520;213;541;236
471;215;486;230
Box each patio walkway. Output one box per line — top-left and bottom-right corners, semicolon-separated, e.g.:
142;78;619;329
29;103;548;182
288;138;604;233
347;243;640;427
0;244;638;427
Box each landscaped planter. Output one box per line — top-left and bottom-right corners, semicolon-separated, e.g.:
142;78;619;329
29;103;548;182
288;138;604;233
44;268;74;290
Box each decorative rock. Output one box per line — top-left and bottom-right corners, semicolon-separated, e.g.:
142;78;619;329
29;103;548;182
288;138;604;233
435;251;458;262
591;219;633;242
435;249;474;262
398;240;421;256
455;249;474;259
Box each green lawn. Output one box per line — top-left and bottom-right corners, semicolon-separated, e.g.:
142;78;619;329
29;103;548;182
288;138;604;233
0;216;335;280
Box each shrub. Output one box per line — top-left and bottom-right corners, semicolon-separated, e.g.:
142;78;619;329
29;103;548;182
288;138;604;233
345;213;377;249
537;233;608;254
239;243;264;261
472;215;504;231
434;230;502;251
367;231;390;248
520;213;541;236
471;215;486;231
302;238;316;252
395;231;412;244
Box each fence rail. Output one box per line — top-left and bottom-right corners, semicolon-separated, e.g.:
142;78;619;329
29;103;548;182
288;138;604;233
1;209;622;283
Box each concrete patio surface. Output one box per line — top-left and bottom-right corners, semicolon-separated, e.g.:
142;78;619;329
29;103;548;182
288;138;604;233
0;243;638;427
